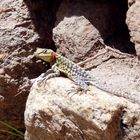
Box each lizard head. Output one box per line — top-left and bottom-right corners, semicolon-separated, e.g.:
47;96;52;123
34;48;56;62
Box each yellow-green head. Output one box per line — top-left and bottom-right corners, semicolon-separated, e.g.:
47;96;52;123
34;48;56;62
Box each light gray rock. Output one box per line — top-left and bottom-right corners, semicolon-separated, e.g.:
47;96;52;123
126;0;140;58
25;77;140;140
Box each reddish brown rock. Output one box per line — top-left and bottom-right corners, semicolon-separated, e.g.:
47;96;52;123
0;0;39;139
53;16;105;63
0;1;59;139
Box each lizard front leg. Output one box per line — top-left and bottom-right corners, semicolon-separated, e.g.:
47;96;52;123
43;64;60;81
36;64;60;86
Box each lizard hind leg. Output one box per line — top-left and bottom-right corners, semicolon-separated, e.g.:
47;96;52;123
76;75;90;93
68;75;89;95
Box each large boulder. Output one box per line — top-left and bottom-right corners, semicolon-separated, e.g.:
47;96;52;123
53;16;105;63
0;0;40;138
25;77;140;140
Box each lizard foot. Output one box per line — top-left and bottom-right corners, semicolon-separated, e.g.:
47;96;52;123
67;85;88;98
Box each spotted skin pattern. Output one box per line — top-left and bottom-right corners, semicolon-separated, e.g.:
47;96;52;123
34;48;140;105
56;54;92;90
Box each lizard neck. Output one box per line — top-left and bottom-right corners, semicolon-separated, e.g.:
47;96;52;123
50;52;56;61
49;52;57;66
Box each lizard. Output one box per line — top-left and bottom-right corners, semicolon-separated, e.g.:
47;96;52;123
34;48;140;105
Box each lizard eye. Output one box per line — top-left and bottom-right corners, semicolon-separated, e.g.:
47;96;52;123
43;49;48;53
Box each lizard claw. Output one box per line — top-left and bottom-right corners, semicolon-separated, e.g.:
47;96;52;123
67;85;88;98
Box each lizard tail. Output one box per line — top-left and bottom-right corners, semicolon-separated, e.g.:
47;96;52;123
90;80;140;105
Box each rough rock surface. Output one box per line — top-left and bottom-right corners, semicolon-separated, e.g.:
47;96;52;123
24;1;140;139
53;16;105;63
126;0;140;58
54;0;135;55
0;0;44;139
0;0;140;140
25;77;140;140
0;0;61;139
